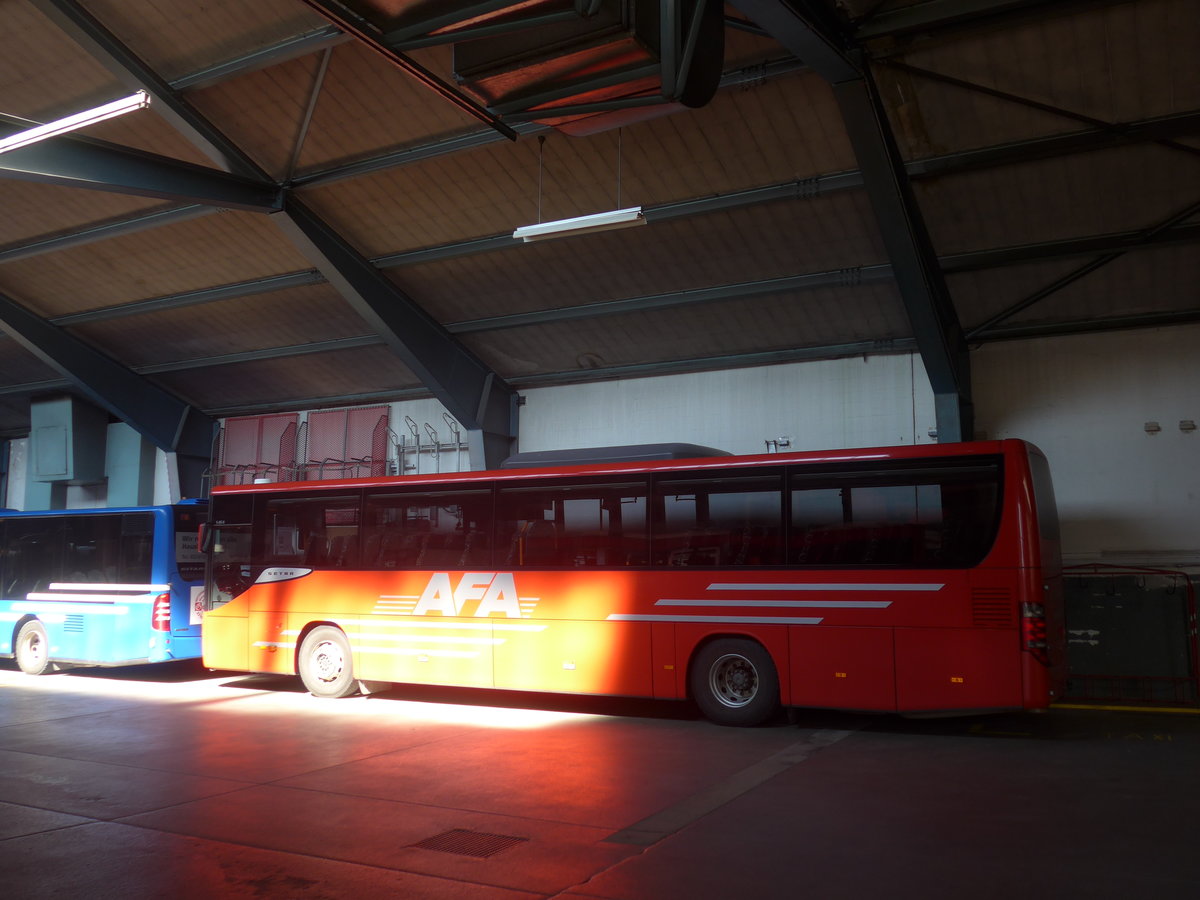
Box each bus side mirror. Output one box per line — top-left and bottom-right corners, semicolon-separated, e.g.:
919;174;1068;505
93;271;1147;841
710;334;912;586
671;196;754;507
198;523;212;553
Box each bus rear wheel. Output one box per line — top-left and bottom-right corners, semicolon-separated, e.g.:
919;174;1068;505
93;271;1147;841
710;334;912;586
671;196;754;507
298;626;359;698
15;620;53;676
691;638;779;726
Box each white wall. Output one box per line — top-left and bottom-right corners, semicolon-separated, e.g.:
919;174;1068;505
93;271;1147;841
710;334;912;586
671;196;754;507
518;354;938;456
972;325;1200;566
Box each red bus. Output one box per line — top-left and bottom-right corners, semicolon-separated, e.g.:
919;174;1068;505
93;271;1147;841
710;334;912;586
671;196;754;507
200;440;1065;725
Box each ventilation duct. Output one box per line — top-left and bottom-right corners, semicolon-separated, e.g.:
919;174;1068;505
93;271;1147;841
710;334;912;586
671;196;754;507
453;0;724;134
29;394;107;485
340;0;725;135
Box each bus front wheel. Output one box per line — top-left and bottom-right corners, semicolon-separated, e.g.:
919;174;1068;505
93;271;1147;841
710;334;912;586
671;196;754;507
15;620;53;676
298;626;359;698
690;638;780;726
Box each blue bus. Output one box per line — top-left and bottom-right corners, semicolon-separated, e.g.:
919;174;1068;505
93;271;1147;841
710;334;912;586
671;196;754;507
0;501;206;674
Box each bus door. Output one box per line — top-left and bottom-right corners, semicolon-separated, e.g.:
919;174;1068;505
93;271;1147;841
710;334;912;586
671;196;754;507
168;503;207;659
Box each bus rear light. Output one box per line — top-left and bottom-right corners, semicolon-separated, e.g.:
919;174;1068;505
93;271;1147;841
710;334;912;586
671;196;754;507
1021;601;1049;665
152;593;171;632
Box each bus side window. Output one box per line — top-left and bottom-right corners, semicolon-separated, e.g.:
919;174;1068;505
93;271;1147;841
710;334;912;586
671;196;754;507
496;479;647;568
363;489;493;570
788;459;1003;567
3;519;65;595
652;472;783;567
261;495;359;569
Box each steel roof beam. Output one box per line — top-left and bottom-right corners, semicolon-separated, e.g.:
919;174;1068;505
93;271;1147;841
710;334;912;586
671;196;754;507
730;0;972;441
0;290;215;492
0;129;280;210
275;196;519;468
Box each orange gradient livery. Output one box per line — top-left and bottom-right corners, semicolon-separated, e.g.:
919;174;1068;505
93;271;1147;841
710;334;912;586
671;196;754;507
202;440;1065;725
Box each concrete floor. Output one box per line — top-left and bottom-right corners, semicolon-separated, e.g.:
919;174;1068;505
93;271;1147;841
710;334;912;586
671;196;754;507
1;660;1198;899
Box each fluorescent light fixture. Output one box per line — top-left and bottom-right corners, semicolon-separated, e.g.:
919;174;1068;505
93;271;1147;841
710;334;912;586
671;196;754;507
0;91;152;155
513;206;646;242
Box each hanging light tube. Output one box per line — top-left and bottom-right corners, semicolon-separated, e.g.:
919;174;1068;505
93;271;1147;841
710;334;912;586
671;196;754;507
0;91;152;155
513;206;646;242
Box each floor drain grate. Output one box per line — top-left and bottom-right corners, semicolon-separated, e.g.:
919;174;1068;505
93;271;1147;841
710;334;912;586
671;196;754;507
411;829;528;858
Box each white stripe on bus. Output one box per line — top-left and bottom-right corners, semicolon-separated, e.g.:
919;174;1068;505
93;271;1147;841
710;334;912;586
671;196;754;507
12;604;131;616
47;583;170;592
26;593;153;604
607;614;823;625
707;582;944;592
355;646;482;658
656;598;892;609
357;617;547;631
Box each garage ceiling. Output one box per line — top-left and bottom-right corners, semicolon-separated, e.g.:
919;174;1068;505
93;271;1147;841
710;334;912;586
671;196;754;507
0;0;1196;469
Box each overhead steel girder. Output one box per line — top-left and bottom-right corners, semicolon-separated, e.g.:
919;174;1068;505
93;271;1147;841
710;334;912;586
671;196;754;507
31;0;268;180
730;0;972;442
0;128;281;211
274;196;519;469
0;290;215;495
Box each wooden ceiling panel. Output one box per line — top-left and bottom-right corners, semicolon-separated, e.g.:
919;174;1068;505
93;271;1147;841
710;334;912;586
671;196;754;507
83;0;325;83
951;243;1200;336
462;283;908;378
154;345;418;411
1003;243;1200;329
187;55;325;180
916;144;1193;255
895;0;1199;127
70;282;368;367
0;211;310;317
878;63;1084;161
392;193;887;324
293;43;479;174
0;183;165;248
0;1;121;121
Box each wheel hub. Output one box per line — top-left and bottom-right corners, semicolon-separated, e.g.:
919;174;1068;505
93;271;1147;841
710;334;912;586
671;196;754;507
711;654;758;707
313;641;344;683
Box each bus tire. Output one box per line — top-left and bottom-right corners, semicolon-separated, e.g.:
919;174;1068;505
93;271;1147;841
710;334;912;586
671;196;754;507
15;620;53;676
298;626;359;698
690;637;779;726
